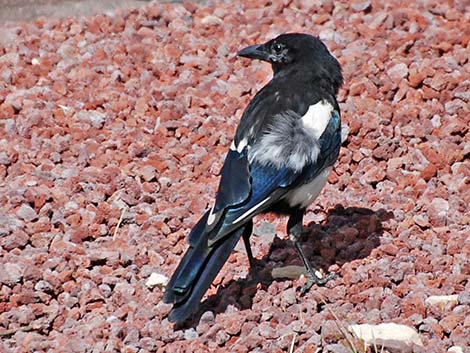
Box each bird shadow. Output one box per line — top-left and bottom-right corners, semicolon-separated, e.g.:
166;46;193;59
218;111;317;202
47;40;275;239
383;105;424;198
175;205;393;329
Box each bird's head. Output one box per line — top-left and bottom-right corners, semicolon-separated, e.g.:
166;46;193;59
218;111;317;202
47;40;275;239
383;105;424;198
237;33;343;94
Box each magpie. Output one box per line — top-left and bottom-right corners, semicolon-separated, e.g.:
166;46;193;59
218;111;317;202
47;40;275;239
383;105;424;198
163;33;343;324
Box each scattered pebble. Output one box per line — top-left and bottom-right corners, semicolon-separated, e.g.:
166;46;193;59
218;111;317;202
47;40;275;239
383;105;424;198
0;0;468;352
425;295;459;308
271;265;307;279
348;323;423;350
145;273;169;289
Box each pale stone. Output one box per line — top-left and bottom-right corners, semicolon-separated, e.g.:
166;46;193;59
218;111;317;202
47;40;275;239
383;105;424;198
348;323;423;350
425;294;459;307
201;15;222;26
146;273;169;289
184;328;198;340
271;265;307;279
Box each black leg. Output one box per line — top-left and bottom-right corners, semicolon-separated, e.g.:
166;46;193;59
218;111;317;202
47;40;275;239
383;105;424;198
241;221;270;285
287;209;335;293
241;221;256;272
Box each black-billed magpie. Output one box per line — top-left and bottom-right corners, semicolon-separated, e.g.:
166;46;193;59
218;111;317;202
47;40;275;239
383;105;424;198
163;33;343;324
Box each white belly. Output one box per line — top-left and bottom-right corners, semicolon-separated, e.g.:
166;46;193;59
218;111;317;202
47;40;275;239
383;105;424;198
286;166;332;208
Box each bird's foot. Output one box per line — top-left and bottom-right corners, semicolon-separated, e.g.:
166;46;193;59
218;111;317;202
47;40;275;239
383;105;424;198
300;271;336;294
247;266;271;286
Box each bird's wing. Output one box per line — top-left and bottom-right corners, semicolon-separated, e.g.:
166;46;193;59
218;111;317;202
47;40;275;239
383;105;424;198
205;148;301;246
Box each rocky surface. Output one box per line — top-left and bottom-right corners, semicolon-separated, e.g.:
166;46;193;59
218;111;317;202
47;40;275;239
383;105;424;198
0;0;150;24
0;0;469;352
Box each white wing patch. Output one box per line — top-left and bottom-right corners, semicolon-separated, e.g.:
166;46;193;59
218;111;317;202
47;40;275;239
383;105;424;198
207;207;217;225
230;137;248;153
207;206;224;229
286;166;332;208
232;196;271;224
302;100;334;139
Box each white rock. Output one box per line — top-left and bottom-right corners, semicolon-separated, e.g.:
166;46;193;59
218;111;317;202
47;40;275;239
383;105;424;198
425;295;459;307
448;346;464;353
271;265;307;279
76;110;106;128
16;204;39;222
184;328;199;340
138;165;157;182
341;123;350;143
348;323;423;350
146;272;169;289
431;114;441;128
388;63;409;82
431;197;449;213
201;15;222;26
0;262;24;286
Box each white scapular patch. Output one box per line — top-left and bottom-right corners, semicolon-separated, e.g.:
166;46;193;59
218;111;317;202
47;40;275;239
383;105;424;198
230;137;248;153
207;206;223;227
248;100;333;172
229;141;236;151
286;166;332;208
232;196;271;224
207;207;217;225
301;100;334;139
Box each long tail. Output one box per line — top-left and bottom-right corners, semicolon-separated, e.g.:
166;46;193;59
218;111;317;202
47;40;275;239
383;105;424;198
163;212;247;324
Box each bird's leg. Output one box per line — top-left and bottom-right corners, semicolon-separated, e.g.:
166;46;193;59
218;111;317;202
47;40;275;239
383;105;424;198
287;210;335;293
241;221;256;273
242;221;270;285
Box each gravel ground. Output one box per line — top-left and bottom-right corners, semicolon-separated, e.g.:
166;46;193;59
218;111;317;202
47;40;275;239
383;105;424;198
0;0;150;24
0;0;469;352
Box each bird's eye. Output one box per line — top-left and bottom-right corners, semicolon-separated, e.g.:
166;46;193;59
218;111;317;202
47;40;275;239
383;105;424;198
272;42;284;53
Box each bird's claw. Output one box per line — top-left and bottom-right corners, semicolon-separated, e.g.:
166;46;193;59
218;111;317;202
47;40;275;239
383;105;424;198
300;272;336;294
248;267;272;286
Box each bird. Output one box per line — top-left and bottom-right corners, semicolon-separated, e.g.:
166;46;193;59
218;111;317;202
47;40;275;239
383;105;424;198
163;33;343;324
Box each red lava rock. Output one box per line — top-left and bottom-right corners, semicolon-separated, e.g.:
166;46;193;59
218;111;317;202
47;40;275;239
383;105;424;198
380;243;398;256
0;230;29;250
15;204;39;222
320;320;341;343
359;164;386;185
215;330;230;346
225;317;244;336
0;1;468;352
351;0;372;12
439;314;464;334
387;62;409;84
0;262;24;286
427;198;450;227
421;163;438;181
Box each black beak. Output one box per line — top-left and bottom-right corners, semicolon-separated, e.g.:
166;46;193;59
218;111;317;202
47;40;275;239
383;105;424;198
237;44;269;61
